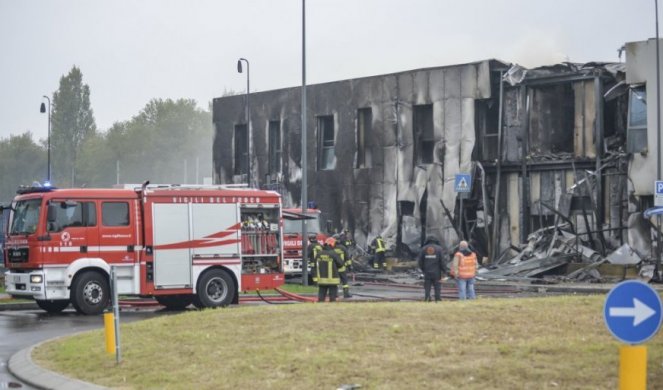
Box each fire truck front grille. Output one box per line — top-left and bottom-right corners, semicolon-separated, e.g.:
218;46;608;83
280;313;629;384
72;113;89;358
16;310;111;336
7;248;28;263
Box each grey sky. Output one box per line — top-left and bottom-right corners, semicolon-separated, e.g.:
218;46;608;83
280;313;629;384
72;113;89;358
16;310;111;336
0;0;655;141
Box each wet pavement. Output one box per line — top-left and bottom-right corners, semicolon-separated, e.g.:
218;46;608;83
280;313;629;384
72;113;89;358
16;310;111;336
0;308;158;389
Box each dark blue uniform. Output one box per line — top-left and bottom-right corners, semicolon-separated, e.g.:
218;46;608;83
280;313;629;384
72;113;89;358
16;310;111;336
418;239;447;301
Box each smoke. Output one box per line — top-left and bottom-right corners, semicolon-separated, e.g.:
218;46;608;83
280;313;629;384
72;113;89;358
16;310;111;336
507;30;568;68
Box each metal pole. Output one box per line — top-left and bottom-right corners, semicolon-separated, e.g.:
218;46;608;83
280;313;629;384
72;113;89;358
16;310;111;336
491;70;504;261
111;266;121;364
42;95;51;182
116;160;120;185
246;61;251;187
301;0;309;286
459;195;464;240
655;0;662;281
184;159;188;183
238;58;251;187
196;157;200;185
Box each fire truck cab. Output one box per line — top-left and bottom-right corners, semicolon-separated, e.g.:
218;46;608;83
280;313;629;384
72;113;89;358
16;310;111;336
3;184;284;314
281;208;327;275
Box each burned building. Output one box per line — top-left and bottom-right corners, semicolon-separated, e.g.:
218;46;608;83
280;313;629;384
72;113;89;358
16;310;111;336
213;60;505;252
213;41;660;272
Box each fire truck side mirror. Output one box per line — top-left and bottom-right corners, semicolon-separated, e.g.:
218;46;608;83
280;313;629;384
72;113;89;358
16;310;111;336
47;204;57;223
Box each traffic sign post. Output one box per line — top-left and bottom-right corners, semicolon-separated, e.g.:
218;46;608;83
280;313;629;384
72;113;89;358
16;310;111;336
604;280;663;390
656;182;663;282
454;174;472;240
655;181;663;206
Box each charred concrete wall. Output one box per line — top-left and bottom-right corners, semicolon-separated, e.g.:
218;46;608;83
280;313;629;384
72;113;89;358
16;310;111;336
213;61;499;251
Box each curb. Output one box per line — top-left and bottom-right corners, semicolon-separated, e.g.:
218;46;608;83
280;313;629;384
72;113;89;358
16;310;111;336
9;335;108;390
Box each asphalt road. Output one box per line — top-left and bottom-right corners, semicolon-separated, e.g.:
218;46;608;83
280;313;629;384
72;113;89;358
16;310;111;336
0;308;158;389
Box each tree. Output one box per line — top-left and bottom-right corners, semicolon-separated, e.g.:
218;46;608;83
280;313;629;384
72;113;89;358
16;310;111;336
75;98;213;187
0;133;46;200
51;66;96;187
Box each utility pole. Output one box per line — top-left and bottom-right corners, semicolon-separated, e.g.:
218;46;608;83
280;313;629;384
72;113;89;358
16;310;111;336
301;0;309;286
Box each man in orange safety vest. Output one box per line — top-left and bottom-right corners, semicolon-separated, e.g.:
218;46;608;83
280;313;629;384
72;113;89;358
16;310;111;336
450;240;478;300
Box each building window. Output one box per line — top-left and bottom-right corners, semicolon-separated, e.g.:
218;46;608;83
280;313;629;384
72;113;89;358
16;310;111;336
317;115;335;170
529;84;574;154
413;104;434;164
356;108;372;168
268;120;281;175
102;202;130;226
234;124;248;175
476;99;499;161
627;86;647;154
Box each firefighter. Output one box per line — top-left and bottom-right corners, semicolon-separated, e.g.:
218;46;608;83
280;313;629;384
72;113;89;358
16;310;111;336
306;233;322;265
450;240;478;300
333;240;352;298
370;235;387;270
338;228;354;248
417;236;447;302
312;237;344;302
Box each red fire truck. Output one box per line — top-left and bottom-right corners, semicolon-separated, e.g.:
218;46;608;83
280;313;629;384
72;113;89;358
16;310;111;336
3;183;284;314
281;208;328;276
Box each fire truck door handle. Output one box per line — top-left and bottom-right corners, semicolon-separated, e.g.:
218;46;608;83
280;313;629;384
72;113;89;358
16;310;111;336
80;246;88;253
127;245;134;252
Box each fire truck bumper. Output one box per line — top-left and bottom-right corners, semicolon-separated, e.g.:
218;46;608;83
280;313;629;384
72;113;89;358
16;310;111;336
4;270;48;300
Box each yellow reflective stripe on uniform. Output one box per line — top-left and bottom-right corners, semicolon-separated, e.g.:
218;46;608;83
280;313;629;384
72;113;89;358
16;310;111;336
316;254;340;284
376;238;385;253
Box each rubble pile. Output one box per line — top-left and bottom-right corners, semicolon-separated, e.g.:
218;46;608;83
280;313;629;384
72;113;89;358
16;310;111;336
478;222;649;283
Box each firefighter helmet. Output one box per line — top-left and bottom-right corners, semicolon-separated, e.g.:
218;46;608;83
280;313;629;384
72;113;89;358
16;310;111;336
325;237;336;248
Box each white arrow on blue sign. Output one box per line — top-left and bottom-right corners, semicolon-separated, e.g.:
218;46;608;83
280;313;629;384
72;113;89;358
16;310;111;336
603;280;663;344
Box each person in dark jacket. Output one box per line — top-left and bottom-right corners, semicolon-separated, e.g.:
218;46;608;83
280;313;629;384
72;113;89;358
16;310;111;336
417;236;447;302
312;237;344;302
306;234;322;283
338;228;354;248
333;241;352;298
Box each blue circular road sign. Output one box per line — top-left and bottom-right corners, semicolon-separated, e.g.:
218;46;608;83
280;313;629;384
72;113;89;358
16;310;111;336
603;280;663;344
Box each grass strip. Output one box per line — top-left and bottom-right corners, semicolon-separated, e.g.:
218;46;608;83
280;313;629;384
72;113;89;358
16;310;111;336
33;295;663;389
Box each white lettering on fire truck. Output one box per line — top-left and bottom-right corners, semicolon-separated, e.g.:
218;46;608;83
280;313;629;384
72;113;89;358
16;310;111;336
171;196;263;204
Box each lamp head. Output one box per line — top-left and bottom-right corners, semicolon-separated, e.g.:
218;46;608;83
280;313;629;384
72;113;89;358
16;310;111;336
40;102;46;113
237;60;243;73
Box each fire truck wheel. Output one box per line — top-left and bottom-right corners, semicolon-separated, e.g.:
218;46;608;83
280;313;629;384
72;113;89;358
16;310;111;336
36;299;70;313
194;269;236;308
155;295;194;310
71;271;110;315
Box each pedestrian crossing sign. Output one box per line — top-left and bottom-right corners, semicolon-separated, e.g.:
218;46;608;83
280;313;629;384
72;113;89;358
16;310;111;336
454;173;472;193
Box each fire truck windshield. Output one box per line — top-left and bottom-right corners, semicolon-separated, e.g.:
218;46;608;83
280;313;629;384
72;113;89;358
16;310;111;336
283;215;321;234
10;199;41;235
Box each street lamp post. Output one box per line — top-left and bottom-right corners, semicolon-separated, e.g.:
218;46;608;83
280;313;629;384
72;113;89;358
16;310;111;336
40;96;51;183
237;58;251;187
301;0;309;286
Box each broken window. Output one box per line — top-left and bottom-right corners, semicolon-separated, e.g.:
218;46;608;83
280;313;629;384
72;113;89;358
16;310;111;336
399;200;415;216
356;108;372;168
529;85;574;155
268;120;281;175
627;86;647;154
476;99;499;161
413;104;434;164
317;115;335;170
234;124;247;175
